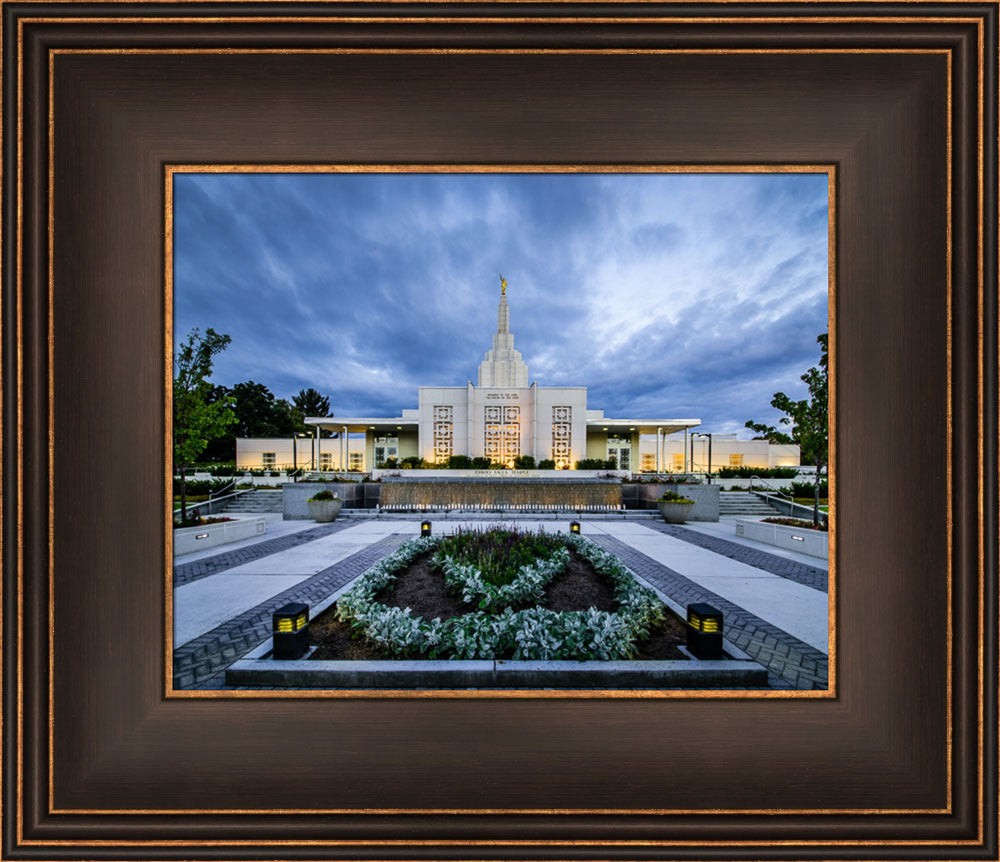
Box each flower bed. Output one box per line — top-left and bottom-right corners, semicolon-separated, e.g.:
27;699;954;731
761;516;828;532
333;530;668;661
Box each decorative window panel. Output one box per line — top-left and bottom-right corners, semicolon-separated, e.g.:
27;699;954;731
485;405;520;460
433;406;453;461
551;406;572;462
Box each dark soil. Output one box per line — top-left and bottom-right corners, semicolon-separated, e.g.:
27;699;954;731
309;549;688;660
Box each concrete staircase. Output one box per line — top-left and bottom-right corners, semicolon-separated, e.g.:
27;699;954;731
216;489;284;514
718;491;782;517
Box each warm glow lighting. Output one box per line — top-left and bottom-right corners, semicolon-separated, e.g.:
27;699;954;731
686;602;723;660
272;601;310;660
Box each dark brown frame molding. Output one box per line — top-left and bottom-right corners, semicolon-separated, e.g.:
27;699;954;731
2;4;996;860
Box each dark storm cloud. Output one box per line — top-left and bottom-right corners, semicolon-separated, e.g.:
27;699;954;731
173;172;828;434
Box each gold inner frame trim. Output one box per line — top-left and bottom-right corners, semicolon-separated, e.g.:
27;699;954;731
161;161;839;705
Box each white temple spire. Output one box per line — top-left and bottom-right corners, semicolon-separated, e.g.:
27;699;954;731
477;276;529;387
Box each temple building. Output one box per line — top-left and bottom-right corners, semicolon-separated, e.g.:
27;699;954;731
296;278;701;471
234;279;800;472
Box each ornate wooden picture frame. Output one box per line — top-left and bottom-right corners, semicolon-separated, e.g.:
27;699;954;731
2;3;995;859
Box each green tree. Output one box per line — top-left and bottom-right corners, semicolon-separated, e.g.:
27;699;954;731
293;387;333;437
174;328;236;522
293;387;331;418
231;381;280;437
745;333;829;524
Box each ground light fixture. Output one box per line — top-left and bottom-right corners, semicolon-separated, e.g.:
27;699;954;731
569;520;581;534
421;520;432;537
686;602;723;660
272;602;309;660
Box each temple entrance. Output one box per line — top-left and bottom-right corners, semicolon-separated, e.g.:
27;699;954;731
607;436;631;470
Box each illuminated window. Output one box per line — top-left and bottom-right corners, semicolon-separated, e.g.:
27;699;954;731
319;453;333;470
433;406;453;462
262;452;276;468
485;405;520;460
672;453;685;470
729;454;744;466
551;406;571;463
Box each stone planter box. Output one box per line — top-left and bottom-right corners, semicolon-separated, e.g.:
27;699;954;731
657;500;696;523
624;483;720;520
307;498;342;522
284;482;380;518
173;515;267;556
735;518;829;559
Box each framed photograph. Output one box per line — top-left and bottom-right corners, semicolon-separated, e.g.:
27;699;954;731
3;3;995;860
166;165;833;696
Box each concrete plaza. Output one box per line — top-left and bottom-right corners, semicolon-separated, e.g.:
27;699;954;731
173;516;829;691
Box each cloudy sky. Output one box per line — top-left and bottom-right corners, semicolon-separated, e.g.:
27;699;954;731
172;171;828;437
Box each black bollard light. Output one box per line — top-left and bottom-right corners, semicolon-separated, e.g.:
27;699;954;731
569;520;581;534
421;519;432;537
686;602;723;660
273;602;309;660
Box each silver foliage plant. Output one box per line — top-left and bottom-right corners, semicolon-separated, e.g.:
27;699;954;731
436;545;570;611
334;532;666;661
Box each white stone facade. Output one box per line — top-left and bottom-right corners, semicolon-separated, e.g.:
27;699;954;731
298;280;723;470
417;383;588;467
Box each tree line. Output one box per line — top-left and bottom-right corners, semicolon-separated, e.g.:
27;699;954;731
174;328;334;469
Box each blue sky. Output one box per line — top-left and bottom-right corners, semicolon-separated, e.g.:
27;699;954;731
173;171;828;437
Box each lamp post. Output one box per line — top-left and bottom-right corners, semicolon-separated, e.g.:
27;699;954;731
691;432;713;483
292;432;309;479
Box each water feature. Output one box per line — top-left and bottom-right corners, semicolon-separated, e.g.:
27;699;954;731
379;477;623;512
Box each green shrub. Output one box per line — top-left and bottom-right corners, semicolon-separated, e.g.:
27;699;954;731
447;454;473;469
513;455;536;469
380;457;398;469
308;489;340;502
575;458;616;470
537;459;556;470
399;456;424;469
434;527;564;588
790;480;829;498
715;466;800;479
658;490;695;504
471;456;492;469
172;477;233;496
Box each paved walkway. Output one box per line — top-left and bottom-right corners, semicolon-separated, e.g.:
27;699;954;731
172;518;830;691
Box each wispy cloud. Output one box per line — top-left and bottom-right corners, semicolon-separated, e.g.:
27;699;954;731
173;172;828;435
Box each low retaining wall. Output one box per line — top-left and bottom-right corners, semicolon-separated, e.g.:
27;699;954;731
735;518;828;559
226;656;767;689
173;516;267;555
622;483;720;521
283;482;381;518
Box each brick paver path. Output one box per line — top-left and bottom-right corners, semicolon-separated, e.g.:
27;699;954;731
173;533;407;690
173;521;353;587
645;522;828;592
173;523;829;691
594;535;829;690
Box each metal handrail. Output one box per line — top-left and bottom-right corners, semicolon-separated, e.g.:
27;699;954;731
748;475;793;499
209;478;237;501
